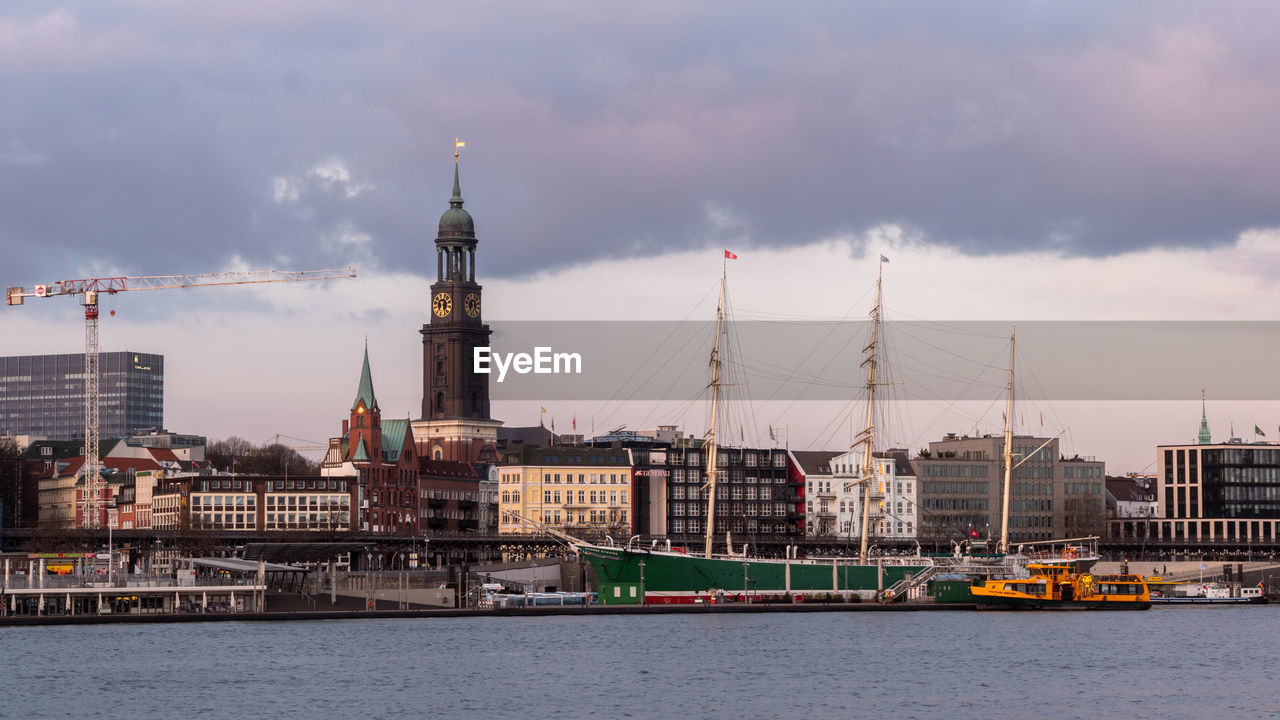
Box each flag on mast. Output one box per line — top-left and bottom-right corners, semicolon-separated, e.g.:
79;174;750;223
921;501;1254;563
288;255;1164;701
724;250;737;259
1256;425;1266;437
880;254;890;263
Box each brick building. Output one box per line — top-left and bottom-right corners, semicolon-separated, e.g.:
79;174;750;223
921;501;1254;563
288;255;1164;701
321;345;420;534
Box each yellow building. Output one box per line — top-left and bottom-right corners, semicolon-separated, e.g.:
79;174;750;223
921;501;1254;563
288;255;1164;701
498;445;633;538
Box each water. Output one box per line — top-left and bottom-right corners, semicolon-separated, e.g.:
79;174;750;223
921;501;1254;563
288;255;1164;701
3;608;1280;719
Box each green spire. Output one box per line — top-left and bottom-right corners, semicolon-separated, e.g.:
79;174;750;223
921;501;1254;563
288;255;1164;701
1197;389;1211;445
352;342;378;412
450;163;463;206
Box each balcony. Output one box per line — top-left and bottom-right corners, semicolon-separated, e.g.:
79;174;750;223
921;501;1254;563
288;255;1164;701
426;497;447;508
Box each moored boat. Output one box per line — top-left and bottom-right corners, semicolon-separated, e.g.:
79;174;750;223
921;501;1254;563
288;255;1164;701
579;541;930;605
971;562;1151;610
1147;580;1267;605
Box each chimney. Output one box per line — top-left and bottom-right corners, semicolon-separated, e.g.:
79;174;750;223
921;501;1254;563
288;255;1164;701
342;419;349;435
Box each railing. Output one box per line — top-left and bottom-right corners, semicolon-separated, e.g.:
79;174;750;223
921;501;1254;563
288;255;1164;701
303;570;450;595
1;574;264;590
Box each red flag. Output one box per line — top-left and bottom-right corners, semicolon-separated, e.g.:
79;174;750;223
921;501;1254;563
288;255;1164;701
724;250;737;259
572;416;577;431
969;528;979;538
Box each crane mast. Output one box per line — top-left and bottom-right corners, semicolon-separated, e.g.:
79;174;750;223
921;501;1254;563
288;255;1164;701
7;266;356;529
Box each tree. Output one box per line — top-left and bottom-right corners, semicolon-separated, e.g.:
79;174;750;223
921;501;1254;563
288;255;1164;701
243;443;319;476
206;436;253;472
0;436;22;529
205;437;319;475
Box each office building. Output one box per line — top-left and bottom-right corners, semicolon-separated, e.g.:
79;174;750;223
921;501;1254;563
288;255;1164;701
0;351;163;440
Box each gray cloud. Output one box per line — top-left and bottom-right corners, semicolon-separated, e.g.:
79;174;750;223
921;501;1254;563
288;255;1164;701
3;1;1279;291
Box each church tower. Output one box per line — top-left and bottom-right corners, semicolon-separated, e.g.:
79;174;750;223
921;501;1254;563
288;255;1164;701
348;342;383;463
411;154;501;463
1197;389;1212;445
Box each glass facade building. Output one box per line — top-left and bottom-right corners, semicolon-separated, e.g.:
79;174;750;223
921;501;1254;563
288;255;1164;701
0;351;163;440
1111;443;1280;544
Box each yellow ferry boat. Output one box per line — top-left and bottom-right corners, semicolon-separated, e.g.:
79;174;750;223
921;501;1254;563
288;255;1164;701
971;561;1151;610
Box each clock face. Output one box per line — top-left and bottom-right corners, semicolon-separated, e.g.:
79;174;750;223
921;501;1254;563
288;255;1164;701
432;292;453;318
464;293;481;318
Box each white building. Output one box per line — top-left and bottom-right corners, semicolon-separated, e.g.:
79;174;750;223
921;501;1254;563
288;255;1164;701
832;449;917;541
792;449;916;540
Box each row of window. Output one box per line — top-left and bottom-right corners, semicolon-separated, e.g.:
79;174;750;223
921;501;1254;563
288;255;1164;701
668;469;786;482
421;489;481;501
921;481;987;495
540;490;628;505
670;502;788;517
921;498;990;511
920;464;991;478
500;472;630;484
668;519;791;534
537;509;629;525
659;453;787;468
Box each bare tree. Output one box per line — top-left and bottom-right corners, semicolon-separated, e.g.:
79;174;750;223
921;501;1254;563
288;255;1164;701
206;437;318;475
0;436;22;529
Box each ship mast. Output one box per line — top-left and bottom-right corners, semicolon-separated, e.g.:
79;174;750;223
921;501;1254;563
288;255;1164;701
857;264;883;564
998;329;1015;555
703;258;727;559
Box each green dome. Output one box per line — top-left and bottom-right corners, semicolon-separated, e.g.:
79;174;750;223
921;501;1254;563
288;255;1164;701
438;205;474;237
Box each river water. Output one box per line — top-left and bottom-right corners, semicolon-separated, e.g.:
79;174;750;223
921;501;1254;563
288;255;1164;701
3;607;1278;719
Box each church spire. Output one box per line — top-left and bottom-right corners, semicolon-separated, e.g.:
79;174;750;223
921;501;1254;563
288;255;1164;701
352;342;378;412
1197;388;1212;445
451;162;463;206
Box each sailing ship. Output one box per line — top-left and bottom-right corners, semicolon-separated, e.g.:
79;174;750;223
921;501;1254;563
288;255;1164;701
575;257;934;605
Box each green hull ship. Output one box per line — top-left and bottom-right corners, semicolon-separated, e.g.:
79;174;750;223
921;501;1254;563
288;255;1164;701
578;543;928;605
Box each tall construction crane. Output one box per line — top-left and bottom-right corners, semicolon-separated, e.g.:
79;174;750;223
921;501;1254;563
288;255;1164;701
6;267;357;529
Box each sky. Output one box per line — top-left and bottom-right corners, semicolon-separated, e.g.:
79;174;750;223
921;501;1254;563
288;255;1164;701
3;2;1280;472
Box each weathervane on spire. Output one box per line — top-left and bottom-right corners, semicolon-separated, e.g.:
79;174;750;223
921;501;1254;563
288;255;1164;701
455;137;466;162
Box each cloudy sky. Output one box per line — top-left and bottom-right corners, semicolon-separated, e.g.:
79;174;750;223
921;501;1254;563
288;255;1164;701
3;2;1280;471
